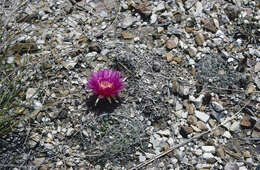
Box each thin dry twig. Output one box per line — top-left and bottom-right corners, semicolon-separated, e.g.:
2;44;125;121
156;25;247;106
130;100;251;170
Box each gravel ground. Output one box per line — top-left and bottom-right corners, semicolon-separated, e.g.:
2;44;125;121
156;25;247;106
0;0;260;169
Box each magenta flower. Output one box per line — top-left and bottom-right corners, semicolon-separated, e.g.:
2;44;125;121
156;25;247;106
86;69;124;100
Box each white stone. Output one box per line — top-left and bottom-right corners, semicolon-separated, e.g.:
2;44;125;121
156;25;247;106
227;58;234;63
223;122;231;129
201;146;216;153
170;158;178;164
150;14;157;24
153;2;165;13
195;110;210;122
167;137;174;146
7;56;14;64
44;143;54;150
230;121;240;132
189;94;204;108
196;163;213;169
195;1;203;16
157;129;171;136
66;128;74;136
139;155;146;162
202;153;214;159
239;166;248;170
158;162;165;168
175;100;183;111
223;131;232;138
26;88;37;99
33;100;42;110
175;110;188;119
145;152;155;159
179;85;190;96
62;59;77;70
194;149;202;156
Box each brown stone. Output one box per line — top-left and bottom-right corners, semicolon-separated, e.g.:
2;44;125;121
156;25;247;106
216;146;225;159
225;43;234;52
191;67;196;77
246;84;255;95
240;114;256;128
166;52;174;62
172;79;179;94
206;158;217;164
201;18;217;33
173;56;182;64
166;37;178;49
195;32;205;46
243;150;251;158
187;103;195;114
128;0;152;16
185;26;194;33
32;157;46;166
197;121;208;131
187;116;197;126
39;165;48;170
187;47;197;57
157;27;164;33
121;31;133;39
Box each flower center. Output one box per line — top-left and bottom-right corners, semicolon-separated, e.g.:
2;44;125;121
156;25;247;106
99;80;113;89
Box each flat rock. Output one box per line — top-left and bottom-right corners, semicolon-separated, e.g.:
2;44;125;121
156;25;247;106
32;157;46;165
121;17;135;28
195;110;210;123
150;13;157;24
211;101;224;112
157;129;171;136
202;153;214;159
201;146;216;153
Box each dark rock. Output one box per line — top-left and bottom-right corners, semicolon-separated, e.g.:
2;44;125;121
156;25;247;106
89;42;102;53
180;125;193;138
152;61;161;72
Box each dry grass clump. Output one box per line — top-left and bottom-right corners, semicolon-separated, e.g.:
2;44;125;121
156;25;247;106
0;0;38;136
